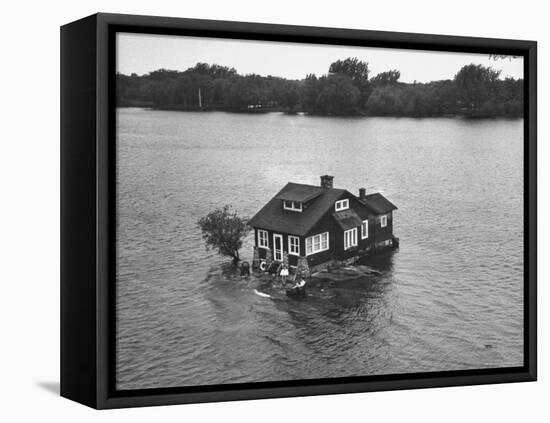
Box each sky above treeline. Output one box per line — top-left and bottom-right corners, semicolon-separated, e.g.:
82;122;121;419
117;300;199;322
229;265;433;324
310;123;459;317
117;33;523;83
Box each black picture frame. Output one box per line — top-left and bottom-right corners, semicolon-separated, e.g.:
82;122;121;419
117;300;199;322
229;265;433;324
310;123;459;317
60;12;537;409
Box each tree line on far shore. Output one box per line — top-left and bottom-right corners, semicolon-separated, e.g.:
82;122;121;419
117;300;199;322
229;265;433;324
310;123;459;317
116;58;523;118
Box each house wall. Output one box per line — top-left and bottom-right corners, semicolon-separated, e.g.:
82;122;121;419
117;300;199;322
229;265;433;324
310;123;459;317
344;198;377;259
372;211;394;247
354;193;394;246
304;213;335;267
359;215;376;251
254;228;300;267
305;196;395;266
310;191;357;263
306;192;373;263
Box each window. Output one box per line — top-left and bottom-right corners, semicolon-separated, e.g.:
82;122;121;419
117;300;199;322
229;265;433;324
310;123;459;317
335;199;349;212
361;219;369;239
380;215;388;228
288;235;300;255
321;232;329;250
306;232;329;256
258;229;269;248
283;200;302;212
344;228;358;250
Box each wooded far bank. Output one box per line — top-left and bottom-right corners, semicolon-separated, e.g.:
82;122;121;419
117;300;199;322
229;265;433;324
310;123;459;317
116;58;523;118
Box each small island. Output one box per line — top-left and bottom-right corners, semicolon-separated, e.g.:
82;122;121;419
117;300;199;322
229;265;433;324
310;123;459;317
248;175;398;277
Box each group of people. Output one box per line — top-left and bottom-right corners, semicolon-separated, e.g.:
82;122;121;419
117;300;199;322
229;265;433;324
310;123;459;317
278;263;307;297
242;260;306;297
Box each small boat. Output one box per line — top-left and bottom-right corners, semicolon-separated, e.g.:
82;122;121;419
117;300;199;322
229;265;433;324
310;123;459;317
285;279;307;298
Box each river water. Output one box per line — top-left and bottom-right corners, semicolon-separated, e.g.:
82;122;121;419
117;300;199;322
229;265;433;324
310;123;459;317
116;108;524;390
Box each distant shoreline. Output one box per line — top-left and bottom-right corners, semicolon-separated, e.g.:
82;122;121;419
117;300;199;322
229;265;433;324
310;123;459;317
116;105;523;120
117;60;523;120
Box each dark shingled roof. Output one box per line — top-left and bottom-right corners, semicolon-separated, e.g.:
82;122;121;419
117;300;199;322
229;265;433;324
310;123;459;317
360;193;398;214
275;184;323;202
248;182;347;236
332;209;363;231
249;182;397;236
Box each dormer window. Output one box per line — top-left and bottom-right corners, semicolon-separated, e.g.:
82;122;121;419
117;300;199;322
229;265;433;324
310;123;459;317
283;200;302;212
335;199;349;212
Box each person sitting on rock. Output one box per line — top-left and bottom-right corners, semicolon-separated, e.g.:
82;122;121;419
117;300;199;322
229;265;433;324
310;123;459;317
240;261;250;277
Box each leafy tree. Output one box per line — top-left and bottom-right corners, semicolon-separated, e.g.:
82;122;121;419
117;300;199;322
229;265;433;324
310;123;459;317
148;68;180;80
186;62;237;78
273;80;300;110
197;205;251;265
371;70;401;85
454;64;501;111
211;78;232;106
227;78;257;109
300;74;320;111
365;85;405;115
329;57;371;105
315;74;360;115
403;87;434;116
329;57;370;82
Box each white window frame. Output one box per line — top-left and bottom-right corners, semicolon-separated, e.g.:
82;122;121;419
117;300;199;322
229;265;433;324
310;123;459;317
344;228;358;250
305;232;329;256
288;235;300;256
283;200;302;212
258;229;269;248
380;215;388;228
335;199;349;212
361;219;369;239
273;233;283;261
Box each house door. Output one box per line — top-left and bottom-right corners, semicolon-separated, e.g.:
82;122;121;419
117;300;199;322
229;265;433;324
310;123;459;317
273;234;283;262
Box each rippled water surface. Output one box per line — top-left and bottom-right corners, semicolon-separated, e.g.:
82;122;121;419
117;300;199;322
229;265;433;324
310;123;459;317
116;109;524;390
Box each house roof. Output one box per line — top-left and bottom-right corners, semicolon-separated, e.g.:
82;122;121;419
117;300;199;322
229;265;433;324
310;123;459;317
248;182;347;236
332;209;363;231
275;184;323;202
360;193;398;214
248;182;397;236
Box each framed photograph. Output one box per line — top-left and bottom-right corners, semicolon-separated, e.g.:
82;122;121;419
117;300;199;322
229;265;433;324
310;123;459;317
61;13;537;409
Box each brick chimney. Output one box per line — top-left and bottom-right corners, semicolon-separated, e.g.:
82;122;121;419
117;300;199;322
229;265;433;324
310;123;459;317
320;175;334;189
359;187;366;200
